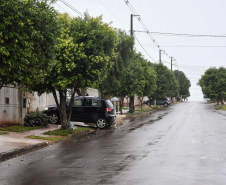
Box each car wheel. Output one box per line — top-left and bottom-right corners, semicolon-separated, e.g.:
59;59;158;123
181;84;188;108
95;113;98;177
96;118;107;129
49;113;59;124
164;103;168;107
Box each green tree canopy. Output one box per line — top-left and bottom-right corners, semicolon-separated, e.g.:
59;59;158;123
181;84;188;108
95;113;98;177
198;67;226;104
151;64;176;100
29;13;118;129
0;0;59;89
135;55;157;109
97;29;134;98
174;70;191;99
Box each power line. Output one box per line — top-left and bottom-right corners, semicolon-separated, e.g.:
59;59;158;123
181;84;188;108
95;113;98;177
134;35;157;63
185;73;204;75
124;0;172;60
55;2;75;17
152;38;223;44
59;0;84;17
98;0;129;28
148;32;226;38
142;45;226;48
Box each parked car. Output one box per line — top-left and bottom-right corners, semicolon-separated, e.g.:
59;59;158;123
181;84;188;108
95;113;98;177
144;98;171;107
43;96;116;129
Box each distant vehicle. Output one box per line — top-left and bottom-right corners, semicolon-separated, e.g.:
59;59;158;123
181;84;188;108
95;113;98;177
43;96;116;129
144;98;171;107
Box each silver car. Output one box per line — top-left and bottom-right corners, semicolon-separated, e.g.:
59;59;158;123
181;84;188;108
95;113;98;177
145;98;171;107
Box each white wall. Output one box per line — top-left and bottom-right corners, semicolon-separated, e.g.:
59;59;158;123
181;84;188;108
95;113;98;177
0;86;22;125
27;92;57;112
86;88;99;97
0;87;99;125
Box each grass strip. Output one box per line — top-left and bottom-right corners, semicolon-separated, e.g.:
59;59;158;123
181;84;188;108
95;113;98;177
43;127;92;137
0;131;9;135
0;126;45;132
25;135;62;142
216;105;226;110
122;107;129;110
135;109;148;112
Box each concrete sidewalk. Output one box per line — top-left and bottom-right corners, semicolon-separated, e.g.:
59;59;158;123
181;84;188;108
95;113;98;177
0;124;58;162
0;115;126;162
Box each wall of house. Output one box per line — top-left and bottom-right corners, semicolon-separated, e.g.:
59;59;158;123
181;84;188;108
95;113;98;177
134;96;149;106
0;86;58;125
27;92;57;112
0;86;22;125
86;88;99;97
0;87;100;125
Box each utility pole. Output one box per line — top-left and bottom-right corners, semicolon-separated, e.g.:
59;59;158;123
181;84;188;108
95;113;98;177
171;57;176;72
130;14;133;36
159;50;165;64
159;50;161;64
129;14;139;112
130;14;139;36
130;14;135;112
171;56;172;71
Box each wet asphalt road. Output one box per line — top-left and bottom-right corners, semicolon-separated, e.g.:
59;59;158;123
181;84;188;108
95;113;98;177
1;101;226;185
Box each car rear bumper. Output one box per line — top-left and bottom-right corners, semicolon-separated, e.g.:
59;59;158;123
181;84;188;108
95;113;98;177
106;114;116;124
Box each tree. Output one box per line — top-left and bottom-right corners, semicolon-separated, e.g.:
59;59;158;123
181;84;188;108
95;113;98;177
30;13;118;129
135;56;157;110
120;54;146;112
97;30;135;113
174;70;191;100
198;67;226;104
151;64;176;101
0;0;59;89
168;78;180;102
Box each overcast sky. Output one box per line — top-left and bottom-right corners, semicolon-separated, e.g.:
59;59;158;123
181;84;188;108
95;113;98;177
53;0;226;101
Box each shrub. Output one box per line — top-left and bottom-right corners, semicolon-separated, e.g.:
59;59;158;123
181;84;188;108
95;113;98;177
24;110;49;127
216;105;226;110
152;106;159;110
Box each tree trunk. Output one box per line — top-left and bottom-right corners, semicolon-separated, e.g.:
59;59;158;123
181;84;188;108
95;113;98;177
52;90;68;130
140;97;143;110
60;90;68;130
67;87;77;126
76;88;82;96
129;96;135;113
171;96;173;103
221;97;224;105
119;96;124;114
52;90;62;120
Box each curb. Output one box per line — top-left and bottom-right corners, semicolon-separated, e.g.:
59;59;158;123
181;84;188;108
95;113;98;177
0;128;99;163
0;111;166;163
0;142;49;163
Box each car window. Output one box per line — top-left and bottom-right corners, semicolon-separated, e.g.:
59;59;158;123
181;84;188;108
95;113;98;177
106;100;113;109
85;99;101;107
73;99;83;107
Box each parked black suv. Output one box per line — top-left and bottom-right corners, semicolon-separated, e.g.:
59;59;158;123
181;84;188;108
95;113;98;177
43;96;116;128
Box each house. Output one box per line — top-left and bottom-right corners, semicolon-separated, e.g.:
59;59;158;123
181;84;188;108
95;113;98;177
0;86;100;125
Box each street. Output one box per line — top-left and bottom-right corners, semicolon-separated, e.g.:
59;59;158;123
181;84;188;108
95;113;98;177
1;101;226;185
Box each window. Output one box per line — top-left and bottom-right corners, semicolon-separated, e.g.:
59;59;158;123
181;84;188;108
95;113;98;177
23;98;26;108
106;100;113;109
85;99;101;107
73;99;83;107
5;97;9;104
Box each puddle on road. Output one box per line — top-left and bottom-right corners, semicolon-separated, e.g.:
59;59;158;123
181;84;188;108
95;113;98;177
126;112;169;132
